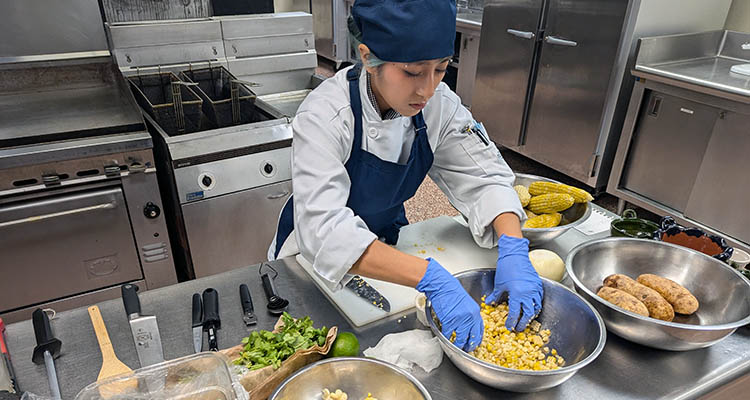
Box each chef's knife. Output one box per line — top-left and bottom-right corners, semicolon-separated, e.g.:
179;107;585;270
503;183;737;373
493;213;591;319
345;275;391;312
121;284;164;367
192;293;203;353
239;284;257;326
202;288;221;351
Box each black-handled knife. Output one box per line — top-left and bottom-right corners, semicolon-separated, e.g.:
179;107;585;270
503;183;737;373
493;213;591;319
121;284;141;317
239;284;257;326
192;293;203;353
202;288;220;351
121;284;164;367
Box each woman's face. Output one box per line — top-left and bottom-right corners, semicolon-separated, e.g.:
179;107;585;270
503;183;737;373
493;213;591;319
361;46;450;117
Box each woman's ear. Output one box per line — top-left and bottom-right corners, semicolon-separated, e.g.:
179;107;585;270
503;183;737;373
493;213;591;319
358;44;378;75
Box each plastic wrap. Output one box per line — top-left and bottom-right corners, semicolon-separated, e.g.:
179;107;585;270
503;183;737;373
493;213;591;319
74;352;248;400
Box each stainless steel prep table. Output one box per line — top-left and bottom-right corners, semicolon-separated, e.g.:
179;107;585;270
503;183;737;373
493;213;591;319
7;207;750;399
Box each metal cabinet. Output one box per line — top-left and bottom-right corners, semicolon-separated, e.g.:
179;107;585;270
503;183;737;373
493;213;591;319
523;0;628;181
619;91;718;212
684;111;750;242
473;0;630;188
182;180;292;278
472;0;542;146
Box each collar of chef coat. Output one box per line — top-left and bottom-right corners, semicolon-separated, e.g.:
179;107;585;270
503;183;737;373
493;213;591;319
357;67;411;128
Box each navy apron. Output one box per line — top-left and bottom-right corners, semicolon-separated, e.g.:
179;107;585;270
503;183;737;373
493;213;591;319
274;64;434;258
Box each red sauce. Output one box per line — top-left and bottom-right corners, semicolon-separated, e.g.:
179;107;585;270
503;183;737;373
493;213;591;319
662;232;722;256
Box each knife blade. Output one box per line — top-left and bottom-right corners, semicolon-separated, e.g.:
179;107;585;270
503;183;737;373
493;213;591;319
192;293;203;353
122;284;164;367
239;284;257;326
345;276;391;312
202;288;221;351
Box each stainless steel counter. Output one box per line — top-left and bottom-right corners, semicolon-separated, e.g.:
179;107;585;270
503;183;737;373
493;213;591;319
6;209;750;399
636;30;750;99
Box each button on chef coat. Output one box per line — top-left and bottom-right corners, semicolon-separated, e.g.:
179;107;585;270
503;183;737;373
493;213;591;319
269;66;525;291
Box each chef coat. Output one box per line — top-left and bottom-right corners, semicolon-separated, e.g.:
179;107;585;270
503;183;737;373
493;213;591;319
268;65;525;291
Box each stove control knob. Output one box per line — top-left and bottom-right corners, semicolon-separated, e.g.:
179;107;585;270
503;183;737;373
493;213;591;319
202;175;213;187
144;202;161;219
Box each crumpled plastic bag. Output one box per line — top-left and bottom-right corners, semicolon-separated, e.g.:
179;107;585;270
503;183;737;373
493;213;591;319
363;329;443;373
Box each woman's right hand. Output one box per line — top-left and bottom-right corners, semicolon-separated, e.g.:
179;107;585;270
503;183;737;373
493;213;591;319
416;258;484;352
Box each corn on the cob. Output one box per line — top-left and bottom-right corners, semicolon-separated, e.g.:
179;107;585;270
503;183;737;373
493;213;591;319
523;212;562;228
528;194;575;214
514;185;531;207
528;181;593;204
525;209;538;219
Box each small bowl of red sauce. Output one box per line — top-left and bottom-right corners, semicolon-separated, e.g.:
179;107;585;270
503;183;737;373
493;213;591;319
653;216;734;263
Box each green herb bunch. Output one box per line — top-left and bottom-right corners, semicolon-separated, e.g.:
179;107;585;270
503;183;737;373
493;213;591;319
234;312;329;370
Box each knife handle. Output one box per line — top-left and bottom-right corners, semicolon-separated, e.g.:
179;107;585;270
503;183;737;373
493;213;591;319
192;293;203;328
121;284;141;318
202;288;221;329
239;284;254;314
31;309;62;364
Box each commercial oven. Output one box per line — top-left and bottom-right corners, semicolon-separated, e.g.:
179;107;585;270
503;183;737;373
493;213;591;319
0;54;176;323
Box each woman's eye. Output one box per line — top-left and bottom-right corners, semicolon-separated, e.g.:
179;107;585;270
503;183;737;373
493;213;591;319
404;70;420;78
436;69;447;74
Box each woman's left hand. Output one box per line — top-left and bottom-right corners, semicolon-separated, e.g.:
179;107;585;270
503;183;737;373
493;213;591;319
485;235;543;332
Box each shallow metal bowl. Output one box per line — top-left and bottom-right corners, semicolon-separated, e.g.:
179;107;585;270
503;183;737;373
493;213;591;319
566;238;750;351
269;357;431;400
426;269;606;393
515;173;592;246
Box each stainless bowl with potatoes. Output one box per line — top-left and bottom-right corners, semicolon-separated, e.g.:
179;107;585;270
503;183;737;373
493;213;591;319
515;174;592;246
566;238;750;350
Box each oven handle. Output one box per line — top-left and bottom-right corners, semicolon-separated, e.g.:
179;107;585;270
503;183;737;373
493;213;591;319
266;191;290;200
0;202;116;229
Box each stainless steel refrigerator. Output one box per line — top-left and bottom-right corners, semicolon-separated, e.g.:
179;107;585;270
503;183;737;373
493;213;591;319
472;0;631;189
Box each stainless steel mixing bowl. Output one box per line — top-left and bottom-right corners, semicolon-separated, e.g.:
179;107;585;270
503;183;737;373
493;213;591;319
426;269;606;392
566;238;750;351
515;173;592;246
268;357;431;400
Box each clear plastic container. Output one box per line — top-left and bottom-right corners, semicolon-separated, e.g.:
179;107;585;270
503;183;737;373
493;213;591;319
75;352;249;400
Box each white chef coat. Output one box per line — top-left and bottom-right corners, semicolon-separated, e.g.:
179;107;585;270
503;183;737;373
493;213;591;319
268;66;525;291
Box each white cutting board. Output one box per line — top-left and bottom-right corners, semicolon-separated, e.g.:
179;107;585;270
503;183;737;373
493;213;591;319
295;215;497;327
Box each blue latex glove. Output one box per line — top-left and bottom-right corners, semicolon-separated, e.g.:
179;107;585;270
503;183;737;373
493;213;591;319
417;258;484;352
485;235;544;332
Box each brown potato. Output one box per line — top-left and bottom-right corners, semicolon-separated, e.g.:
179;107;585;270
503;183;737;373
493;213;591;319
597;286;649;316
603;274;674;321
637;274;699;315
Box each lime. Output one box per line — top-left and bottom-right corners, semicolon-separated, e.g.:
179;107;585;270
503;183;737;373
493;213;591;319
330;332;360;357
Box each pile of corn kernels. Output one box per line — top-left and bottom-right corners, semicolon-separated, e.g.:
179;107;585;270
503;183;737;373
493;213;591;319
470;300;565;371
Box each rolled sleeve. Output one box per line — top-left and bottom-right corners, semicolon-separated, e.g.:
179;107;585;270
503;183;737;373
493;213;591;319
429;97;525;248
291;109;377;291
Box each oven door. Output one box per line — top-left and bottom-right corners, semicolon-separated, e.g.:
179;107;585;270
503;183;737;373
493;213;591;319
0;186;142;313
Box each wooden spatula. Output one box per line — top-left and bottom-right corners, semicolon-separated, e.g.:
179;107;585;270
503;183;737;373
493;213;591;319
88;305;137;394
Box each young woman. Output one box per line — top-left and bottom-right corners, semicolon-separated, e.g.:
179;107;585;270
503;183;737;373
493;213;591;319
269;0;542;352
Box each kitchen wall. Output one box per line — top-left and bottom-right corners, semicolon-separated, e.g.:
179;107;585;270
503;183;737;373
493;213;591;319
634;0;732;38
725;0;750;32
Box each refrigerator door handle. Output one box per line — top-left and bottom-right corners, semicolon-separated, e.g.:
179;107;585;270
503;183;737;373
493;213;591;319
545;36;578;47
506;29;535;40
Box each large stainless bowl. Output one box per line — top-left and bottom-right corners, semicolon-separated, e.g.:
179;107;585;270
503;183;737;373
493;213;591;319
426;269;606;392
516;173;591;246
566;238;750;351
268;357;431;400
